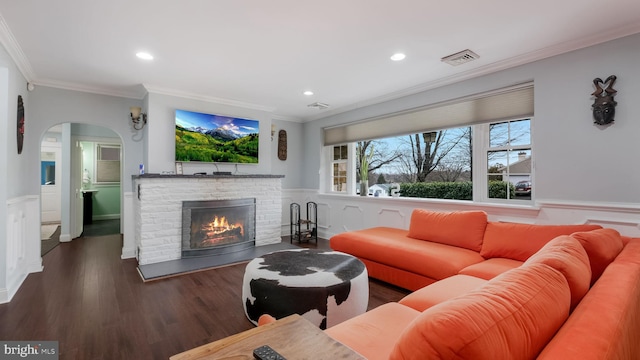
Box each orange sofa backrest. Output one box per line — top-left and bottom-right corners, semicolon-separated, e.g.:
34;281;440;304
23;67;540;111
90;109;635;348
524;235;591;309
570;228;625;285
480;222;602;261
407;209;487;252
390;263;571;360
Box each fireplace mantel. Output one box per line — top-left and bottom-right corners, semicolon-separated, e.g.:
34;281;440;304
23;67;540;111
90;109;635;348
133;174;284;179
133;174;283;265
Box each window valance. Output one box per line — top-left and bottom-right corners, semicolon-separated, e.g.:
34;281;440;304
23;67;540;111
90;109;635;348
324;83;534;145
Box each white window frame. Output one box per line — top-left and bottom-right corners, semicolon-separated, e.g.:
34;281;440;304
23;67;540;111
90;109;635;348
476;117;533;203
327;144;355;194
94;142;121;184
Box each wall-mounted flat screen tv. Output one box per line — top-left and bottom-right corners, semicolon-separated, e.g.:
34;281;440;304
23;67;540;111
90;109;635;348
175;109;259;164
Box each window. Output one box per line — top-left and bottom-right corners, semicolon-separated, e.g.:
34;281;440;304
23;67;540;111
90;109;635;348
324;118;532;203
349;126;472;199
322;84;534;201
331;145;348;192
486;119;531;201
95;144;121;183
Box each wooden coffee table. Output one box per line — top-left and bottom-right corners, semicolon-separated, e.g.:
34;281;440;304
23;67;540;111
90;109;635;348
170;314;364;360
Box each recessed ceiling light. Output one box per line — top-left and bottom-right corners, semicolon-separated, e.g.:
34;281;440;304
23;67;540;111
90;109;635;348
303;90;314;96
390;53;406;61
136;52;154;60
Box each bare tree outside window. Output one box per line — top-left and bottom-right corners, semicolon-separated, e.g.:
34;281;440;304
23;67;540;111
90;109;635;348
356;140;402;184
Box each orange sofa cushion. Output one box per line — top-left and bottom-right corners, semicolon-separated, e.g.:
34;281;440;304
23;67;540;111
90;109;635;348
480;222;602;261
407;209;487;252
389;263;571;360
457;257;523;279
330;227;485;281
325;302;420;360
538;238;640;359
399;274;487;312
524;235;591;309
570;228;624;285
358;258;435;291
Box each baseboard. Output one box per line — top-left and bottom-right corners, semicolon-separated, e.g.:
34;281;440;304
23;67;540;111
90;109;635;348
0;288;8;304
28;259;43;273
4;271;27;305
121;247;136;259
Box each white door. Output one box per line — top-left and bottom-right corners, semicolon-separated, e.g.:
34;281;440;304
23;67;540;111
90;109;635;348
41;142;62;223
71;140;84;238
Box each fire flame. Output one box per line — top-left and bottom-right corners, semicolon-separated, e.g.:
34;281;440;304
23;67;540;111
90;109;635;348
203;216;243;236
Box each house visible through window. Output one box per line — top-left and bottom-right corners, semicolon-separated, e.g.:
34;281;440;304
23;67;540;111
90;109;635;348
95;144;121;183
487;119;531;201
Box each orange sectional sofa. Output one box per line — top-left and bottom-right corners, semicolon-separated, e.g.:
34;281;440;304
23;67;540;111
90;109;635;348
325;209;640;359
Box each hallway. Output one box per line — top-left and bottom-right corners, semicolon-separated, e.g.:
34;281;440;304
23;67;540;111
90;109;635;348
41;219;121;257
81;219;120;237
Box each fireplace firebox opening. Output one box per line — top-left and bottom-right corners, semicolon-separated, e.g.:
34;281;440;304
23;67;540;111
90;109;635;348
182;198;256;257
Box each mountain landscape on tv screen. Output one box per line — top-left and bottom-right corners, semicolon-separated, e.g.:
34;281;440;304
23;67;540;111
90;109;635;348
175;110;259;163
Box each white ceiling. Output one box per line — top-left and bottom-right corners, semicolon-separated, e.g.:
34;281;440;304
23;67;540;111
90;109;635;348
1;0;639;121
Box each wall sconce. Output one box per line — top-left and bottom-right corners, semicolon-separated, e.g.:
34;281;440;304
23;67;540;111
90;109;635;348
271;124;276;141
130;106;147;130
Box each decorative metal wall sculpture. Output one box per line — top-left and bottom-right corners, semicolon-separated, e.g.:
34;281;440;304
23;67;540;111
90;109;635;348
591;75;617;125
278;130;287;161
17;95;24;154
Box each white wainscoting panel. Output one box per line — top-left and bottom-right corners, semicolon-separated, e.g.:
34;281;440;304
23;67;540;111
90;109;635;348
377;208;408;229
280;191;640;242
289;192;640;240
316;201;331;233
121;192;136;259
341;204;365;232
2;196;41;304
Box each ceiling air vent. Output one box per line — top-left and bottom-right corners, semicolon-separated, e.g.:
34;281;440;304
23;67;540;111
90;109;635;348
307;102;330;109
441;49;480;66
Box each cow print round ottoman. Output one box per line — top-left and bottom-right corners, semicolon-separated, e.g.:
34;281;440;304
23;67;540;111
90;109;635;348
242;249;369;329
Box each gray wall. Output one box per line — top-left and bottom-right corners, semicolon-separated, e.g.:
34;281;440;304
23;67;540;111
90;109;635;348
144;92;304;189
271;119;304;189
28;87;144;194
302;33;640;205
0;38;29;292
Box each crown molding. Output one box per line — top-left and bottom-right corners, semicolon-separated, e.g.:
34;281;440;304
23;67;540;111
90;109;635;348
302;23;640;123
271;113;303;122
33;79;145;99
143;85;276;113
0;13;35;81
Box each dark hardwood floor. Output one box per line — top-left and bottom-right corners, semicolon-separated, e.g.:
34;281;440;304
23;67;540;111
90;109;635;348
0;233;409;359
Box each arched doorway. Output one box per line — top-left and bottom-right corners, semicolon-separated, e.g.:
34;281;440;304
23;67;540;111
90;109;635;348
40;123;123;255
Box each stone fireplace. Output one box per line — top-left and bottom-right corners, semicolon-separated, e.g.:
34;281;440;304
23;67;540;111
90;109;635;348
182;198;256;257
133;174;283;265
